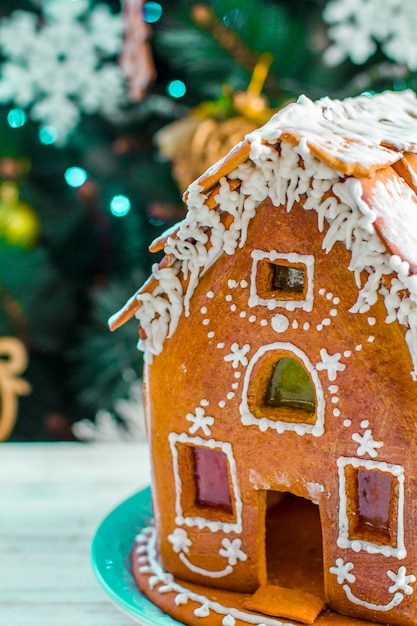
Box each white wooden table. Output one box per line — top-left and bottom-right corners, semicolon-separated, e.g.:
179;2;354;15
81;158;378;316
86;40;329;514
0;442;151;625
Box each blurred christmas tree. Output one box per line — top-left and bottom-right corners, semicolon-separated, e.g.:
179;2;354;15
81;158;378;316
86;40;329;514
0;0;415;441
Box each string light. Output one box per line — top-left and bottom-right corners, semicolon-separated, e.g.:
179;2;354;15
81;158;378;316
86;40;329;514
7;108;26;128
110;194;131;216
167;79;186;98
64;167;87;188
143;1;162;23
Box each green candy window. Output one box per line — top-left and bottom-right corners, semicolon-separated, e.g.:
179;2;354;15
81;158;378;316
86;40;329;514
266;357;316;413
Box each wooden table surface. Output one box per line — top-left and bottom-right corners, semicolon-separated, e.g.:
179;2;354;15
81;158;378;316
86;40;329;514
0;442;151;626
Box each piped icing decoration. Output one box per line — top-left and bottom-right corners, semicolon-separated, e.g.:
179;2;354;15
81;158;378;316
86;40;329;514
169;534;248;580
351;428;384;458
337;457;406;559
186;406;215;436
240;341;325;437
249;250;314;312
316;349;345;381
109;90;417;377
169;433;243;533
330;559;416;612
134;524;305;626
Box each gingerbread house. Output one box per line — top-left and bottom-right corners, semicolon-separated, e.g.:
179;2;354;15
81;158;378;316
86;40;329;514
110;90;417;626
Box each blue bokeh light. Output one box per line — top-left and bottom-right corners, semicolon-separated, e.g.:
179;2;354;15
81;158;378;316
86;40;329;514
110;194;131;217
167;79;186;98
64;167;88;188
143;1;162;23
7;108;26;128
39;125;58;145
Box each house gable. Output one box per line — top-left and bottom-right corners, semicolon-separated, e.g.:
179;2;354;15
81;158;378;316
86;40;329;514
109;90;417;379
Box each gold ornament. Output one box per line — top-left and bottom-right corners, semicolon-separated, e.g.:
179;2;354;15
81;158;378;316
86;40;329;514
0;182;40;249
0;337;31;441
157;53;278;192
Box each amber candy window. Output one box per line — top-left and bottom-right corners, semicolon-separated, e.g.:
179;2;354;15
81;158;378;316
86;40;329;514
256;260;307;301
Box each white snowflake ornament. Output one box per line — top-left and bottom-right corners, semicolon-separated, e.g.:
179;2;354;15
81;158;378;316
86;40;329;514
0;0;126;145
323;0;417;70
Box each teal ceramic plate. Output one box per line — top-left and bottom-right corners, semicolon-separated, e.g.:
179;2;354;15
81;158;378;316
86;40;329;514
91;487;181;625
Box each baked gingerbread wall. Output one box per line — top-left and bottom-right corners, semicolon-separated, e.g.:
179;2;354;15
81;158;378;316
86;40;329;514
144;195;417;625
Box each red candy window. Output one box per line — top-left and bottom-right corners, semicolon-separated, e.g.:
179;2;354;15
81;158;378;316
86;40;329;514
193;446;233;513
351;468;395;545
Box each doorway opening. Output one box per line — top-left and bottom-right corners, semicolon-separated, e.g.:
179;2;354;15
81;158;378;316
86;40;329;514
264;491;324;598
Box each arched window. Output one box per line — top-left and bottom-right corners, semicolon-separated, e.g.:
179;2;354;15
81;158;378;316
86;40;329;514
241;343;324;436
266;357;315;413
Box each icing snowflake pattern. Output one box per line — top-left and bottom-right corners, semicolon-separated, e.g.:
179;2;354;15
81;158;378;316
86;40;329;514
316;348;345;381
186;407;214;436
224;343;250;369
219;538;247;566
330;558;356;584
323;0;417;70
352;428;384;457
388;566;416;595
0;0;125;144
168;528;191;554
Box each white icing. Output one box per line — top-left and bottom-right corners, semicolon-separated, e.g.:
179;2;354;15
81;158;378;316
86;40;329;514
330;558;355;584
121;91;417;377
135;526;297;626
224;343;251;369
316;349;345;381
352;429;384;458
181;553;233;579
330;559;415;612
240;342;325;437
219;538;248;566
169;433;243;533
337;456;406;559
186;407;214;436
271;314;290;333
249;250;314;312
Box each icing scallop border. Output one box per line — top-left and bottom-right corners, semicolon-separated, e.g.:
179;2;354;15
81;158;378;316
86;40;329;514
240;341;325;437
249;250;315;312
336;456;406;559
169;432;243;533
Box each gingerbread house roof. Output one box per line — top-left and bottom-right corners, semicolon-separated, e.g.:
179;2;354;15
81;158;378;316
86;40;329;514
109;90;417;376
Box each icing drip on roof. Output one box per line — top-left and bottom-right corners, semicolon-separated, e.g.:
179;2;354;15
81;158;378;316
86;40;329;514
111;90;417;377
